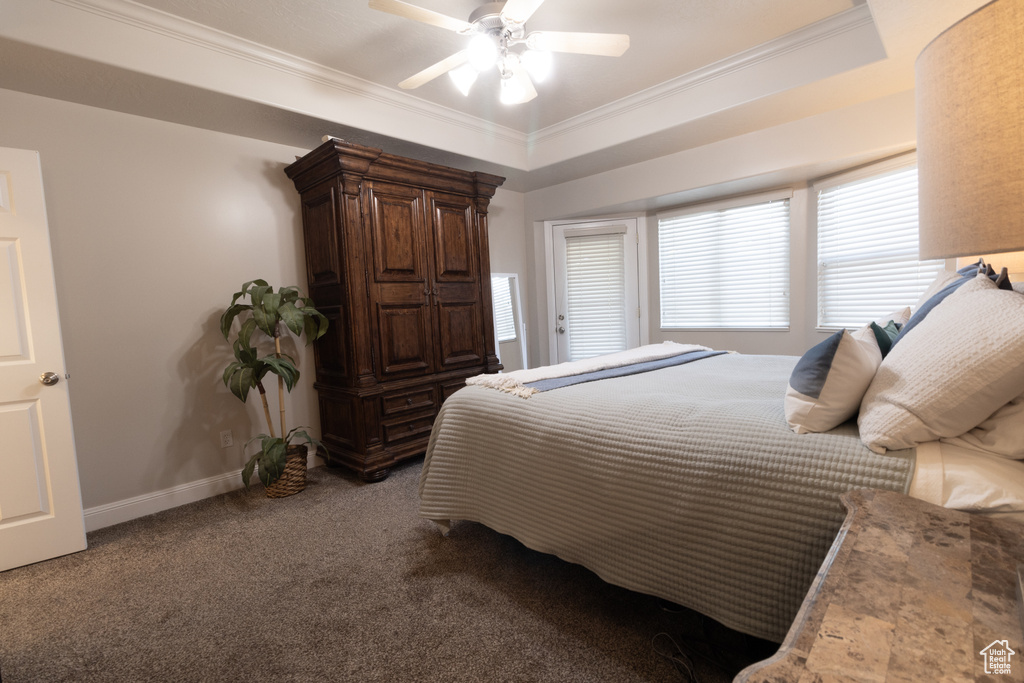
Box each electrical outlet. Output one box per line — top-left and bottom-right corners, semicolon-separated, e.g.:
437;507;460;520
219;430;233;448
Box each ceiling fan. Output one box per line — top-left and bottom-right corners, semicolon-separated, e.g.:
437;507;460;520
368;0;630;104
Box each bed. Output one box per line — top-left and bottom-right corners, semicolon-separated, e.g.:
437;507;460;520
418;267;1024;643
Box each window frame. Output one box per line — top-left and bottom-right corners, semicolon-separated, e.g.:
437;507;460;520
657;189;793;331
813;152;946;331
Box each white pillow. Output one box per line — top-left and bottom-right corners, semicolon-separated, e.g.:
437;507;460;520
942;393;1024;459
858;274;1024;453
934;442;1024;514
914;270;960;312
785;323;884;434
878;306;912;327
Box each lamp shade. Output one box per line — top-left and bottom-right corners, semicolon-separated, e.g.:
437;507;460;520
916;0;1024;260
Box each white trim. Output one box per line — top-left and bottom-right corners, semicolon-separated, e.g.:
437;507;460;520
84;454;322;532
543;222;558;364
548;217;643;362
50;0;526;148
528;4;878;151
561;223;627;238
44;0;876;174
658;188;794;221
812;150;917;190
543;215;650;363
636;215;650;347
84;469;245;531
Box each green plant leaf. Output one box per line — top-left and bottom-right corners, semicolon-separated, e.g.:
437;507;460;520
261;356;299;391
237;317;258;350
222;361;240;386
251;287;284;337
232;338;260;365
241;454;257;489
279;286;300;304
286;427;325;454
258;438;288;486
278;302;304;336
229;279;268;307
263;291;283;321
251;284;271;308
227;366;255;402
306;309;329;343
220;303;251;339
228;283;250;308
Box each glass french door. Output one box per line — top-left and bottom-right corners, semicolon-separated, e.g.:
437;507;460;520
551;218;640;362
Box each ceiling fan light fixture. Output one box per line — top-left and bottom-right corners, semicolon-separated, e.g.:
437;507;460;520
369;0;629;105
499;74;527;104
448;63;478;96
468;33;498;71
521;49;552;82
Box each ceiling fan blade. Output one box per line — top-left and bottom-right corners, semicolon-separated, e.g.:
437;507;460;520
368;0;474;33
500;0;546;24
399;50;469;89
526;31;630;57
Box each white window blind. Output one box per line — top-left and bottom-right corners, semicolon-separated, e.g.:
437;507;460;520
816;160;945;328
658;195;790;329
491;275;517;342
565;232;627;359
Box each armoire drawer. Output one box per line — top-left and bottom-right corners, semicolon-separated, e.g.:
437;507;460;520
381;386;437;417
382;413;436;446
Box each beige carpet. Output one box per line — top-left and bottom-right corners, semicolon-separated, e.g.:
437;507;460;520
0;460;775;682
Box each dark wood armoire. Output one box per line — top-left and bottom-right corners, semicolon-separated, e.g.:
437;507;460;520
284;138;504;481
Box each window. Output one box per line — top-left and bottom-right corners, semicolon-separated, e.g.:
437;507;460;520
491;275;517;342
658;192;791;329
815;155;945;329
564;231;628;359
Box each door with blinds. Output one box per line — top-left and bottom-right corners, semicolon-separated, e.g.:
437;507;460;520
552;219;640;362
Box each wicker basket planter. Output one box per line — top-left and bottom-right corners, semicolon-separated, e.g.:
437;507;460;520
264;445;308;498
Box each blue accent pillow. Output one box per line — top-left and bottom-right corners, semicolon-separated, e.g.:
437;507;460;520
785;323;887;434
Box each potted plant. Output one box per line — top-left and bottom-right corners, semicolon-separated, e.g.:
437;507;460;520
220;279;328;497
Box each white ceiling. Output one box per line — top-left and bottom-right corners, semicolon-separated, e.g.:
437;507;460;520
128;0;861;131
0;0;989;191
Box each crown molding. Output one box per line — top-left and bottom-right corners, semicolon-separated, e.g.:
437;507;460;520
529;4;878;147
52;0;527;148
43;0;879;174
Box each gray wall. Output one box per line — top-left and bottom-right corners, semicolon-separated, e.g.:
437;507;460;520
0;87;528;522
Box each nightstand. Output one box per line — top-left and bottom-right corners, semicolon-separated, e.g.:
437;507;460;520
735;489;1024;682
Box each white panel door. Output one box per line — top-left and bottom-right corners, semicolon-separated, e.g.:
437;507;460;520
552;219;640;363
0;147;86;572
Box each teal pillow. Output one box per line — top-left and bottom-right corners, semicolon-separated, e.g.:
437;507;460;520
869;320;901;358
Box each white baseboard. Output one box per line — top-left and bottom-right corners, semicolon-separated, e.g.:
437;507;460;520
84;454;324;532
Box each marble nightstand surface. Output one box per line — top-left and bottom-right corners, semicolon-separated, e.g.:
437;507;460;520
735;489;1024;682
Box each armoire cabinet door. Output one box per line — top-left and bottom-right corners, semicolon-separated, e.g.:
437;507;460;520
428;192;485;370
366;181;434;378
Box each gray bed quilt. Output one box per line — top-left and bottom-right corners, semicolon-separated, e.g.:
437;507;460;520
418;353;915;642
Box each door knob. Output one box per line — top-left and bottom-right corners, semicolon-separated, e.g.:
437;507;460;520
39;371;60;386
557;326;565;334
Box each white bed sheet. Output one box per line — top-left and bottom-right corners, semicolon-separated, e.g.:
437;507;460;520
910;440;1024;522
